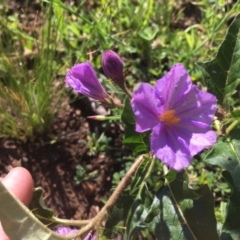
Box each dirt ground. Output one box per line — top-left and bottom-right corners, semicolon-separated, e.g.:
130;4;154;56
0;95;125;220
0;0;128;222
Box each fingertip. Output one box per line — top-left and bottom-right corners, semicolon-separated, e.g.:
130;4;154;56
2;167;34;205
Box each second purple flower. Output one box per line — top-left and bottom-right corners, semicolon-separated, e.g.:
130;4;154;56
65;61;107;101
55;226;96;240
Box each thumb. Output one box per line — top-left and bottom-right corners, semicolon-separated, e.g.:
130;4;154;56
0;167;34;240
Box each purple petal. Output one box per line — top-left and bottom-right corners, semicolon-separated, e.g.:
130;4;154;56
151;124;191;171
55;226;96;240
165;124;217;158
65;61;107;101
188;130;217;156
177;119;210;133
155;64;192;112
175;86;217;127
84;230;96;240
155;63;217;128
55;226;78;236
131;83;161;132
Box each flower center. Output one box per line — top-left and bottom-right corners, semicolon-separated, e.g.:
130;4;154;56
158;110;180;125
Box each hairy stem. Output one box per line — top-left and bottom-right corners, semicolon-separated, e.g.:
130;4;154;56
51;217;90;227
105;95;124;108
66;155;145;240
123;85;132;99
226;119;239;135
138;157;155;197
163;166;197;240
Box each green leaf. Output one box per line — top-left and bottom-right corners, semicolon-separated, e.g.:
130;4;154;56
0;182;64;240
104;158;154;239
138;24;159;41
29;188;58;227
144;172;218;240
165;170;177;183
121;98;150;155
124;184;154;239
105;171;218;239
125;197;149;239
204;137;240;192
121;97;135;125
123;124;150;155
130;157;151;194
232;108;240;118
103;195;135;239
197;14;240;104
220;171;240;240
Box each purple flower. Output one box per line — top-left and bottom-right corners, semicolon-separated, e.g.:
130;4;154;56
84;230;96;240
55;226;96;240
65;61;107;101
102;50;124;88
131;64;217;171
55;226;78;237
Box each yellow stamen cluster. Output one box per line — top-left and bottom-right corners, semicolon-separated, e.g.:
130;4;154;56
158;110;180;125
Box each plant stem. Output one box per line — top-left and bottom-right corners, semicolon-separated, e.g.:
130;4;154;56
66;155;145;240
163;165;197;240
113;101;124;108
226;119;239;135
138;157;155;197
163;164;169;176
105;96;124;108
145;157;155;179
51;216;90;227
213;116;221;135
123;85;132;99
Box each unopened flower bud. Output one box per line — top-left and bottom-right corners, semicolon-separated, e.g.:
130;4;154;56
87;115;107;121
101;50;125;88
87;115;121;121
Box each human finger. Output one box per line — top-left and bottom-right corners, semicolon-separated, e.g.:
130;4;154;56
0;167;34;240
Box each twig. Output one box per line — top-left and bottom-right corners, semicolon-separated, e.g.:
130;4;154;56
66;155;145;239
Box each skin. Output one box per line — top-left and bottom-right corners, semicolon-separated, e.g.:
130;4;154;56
0;167;34;240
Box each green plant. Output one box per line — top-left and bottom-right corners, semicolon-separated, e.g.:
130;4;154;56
86;132;112;156
2;2;240;240
0;1;65;140
1;0;239;141
74;164;98;185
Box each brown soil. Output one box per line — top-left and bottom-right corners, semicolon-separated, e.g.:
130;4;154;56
1;0;127;224
0;96;125;221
